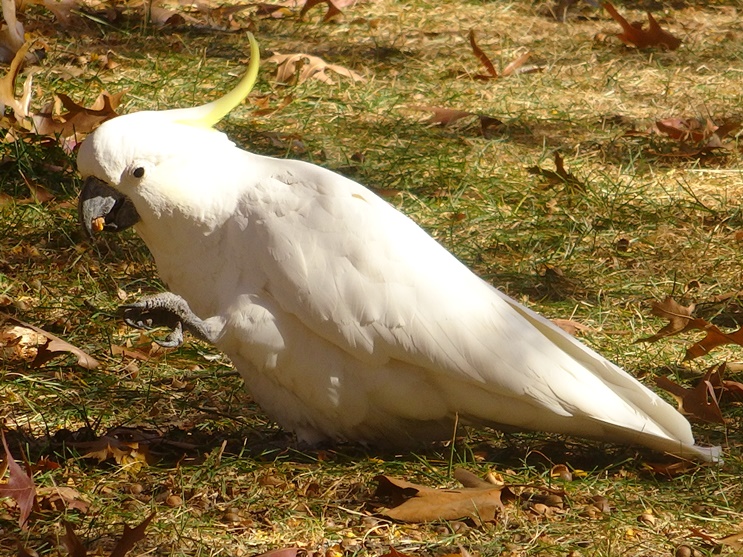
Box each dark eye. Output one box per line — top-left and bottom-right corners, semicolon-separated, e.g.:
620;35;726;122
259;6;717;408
133;167;145;178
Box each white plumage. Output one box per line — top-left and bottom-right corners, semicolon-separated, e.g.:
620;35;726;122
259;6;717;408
76;36;718;461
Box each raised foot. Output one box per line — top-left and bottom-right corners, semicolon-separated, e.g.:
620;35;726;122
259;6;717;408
120;292;219;347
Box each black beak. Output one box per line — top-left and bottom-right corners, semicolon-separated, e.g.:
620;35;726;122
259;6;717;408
78;176;140;238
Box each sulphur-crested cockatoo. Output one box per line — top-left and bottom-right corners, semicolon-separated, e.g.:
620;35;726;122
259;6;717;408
77;35;719;461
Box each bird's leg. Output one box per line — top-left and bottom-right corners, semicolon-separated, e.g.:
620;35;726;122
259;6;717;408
120;292;220;347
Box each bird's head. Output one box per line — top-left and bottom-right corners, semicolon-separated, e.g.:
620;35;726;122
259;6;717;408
77;33;260;237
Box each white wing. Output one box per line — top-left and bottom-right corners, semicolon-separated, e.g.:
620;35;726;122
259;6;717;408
229;155;714;460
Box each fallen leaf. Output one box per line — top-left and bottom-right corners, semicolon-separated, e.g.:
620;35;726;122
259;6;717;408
75;433;150;473
603;3;681;50
109;512;156;557
0;430;36;529
253;3;295;18
551;319;592;336
0;313;99;369
0;0;25;62
635;296;706;344
527;152;586;192
61;512;156;557
690;526;743;552
266;52;364;85
0;41;34;119
410;105;504;137
654;364;724;423
300;0;343;21
31;91;122;146
468;30;535;80
685;326;743;360
37;485;90;513
373;473;514;524
62;521;87;557
643;459;699;478
469;30;497;79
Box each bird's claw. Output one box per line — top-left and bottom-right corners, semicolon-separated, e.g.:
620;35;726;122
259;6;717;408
120;297;185;348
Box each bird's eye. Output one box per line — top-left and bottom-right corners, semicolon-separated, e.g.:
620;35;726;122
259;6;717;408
132;167;145;178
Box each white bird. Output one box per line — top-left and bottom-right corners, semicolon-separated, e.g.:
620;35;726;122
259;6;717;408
77;35;719;461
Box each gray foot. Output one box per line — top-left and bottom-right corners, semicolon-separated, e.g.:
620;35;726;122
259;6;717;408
121;292;219;347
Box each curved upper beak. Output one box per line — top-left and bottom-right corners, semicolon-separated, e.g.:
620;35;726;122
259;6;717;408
78;177;141;238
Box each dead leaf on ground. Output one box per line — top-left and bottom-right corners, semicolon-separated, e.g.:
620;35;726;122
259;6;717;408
643;459;700;478
690;526;743;552
637;296;743;360
266;52;364;85
635;296;706;344
0;41;34;119
603;2;681;50
0;0;25;62
552;319;593;336
372;470;515;524
0;313;99;369
410;105;504;138
30;90;123;149
62;512;156;557
654;364;724;424
527;153;586;192
62;521;87;557
37;486;90;513
0;430;36;529
109;512;156;557
299;0;343;21
73;432;151;473
468;30;538;80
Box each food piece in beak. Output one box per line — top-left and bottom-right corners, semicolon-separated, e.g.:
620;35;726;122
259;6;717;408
78;176;141;238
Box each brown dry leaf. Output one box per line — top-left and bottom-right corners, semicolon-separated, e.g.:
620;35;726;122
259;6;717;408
299;0;343;21
603;3;681;50
551;319;592;336
373;473;513;524
690;526;743;552
635;296;708;344
267;52;364;85
654;118;741;156
109;512;156;557
0;0;25;62
469;29;497;79
61;512;156;557
413;105;474;126
0;41;34;119
656;118;714;143
0;431;36;529
31;91;122;145
411;106;503;137
643;459;699;478
253;3;295;18
685;326;743;360
37;486;89;513
468;30;534;80
527;153;585;192
0;313;99;369
76;434;150;473
654;364;724;424
62;521;87;557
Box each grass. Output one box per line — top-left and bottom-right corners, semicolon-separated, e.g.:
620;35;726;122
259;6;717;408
2;0;743;555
